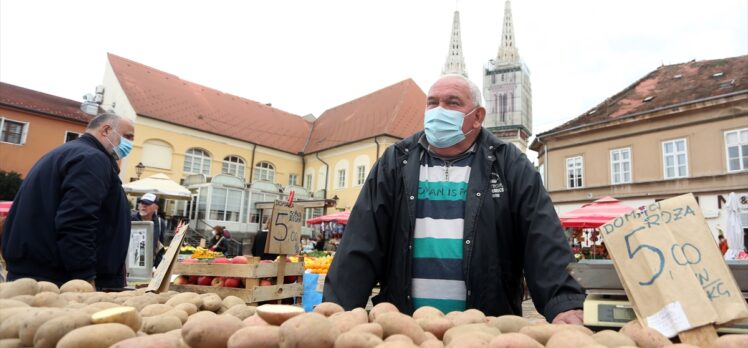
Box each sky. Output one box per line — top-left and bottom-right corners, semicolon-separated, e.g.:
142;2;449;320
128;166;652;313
1;0;746;161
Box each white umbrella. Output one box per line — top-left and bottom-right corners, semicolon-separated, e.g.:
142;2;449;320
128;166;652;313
724;192;744;260
122;173;192;200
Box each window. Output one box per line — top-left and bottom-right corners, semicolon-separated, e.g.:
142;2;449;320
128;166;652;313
289;174;298;186
0;118;28;145
254;161;275;182
337;169;346;188
610;148;632;184
662;139;688;179
183;148;211;175
210;188;242;222
725;128;748;172
356;165;366;185
142;139;173;169
64;131;81;143
222;156;245;178
305;174;313;191
566;156;583;188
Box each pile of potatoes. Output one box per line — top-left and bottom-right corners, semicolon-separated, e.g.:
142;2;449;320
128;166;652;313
0;278;746;348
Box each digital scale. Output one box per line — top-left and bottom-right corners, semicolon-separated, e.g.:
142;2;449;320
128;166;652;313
567;259;748;334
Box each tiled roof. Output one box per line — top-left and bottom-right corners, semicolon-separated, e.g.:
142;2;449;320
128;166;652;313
538;55;748;138
305;79;426;153
108;53;312;154
0;82;94;124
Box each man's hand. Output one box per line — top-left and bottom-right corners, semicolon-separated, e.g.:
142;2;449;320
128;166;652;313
551;309;583;325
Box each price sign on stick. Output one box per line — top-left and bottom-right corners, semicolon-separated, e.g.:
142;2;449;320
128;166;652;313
602;194;748;341
265;200;303;255
147;222;188;293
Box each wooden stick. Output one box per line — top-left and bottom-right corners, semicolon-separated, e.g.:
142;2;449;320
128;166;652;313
276;256;287;304
677;324;718;348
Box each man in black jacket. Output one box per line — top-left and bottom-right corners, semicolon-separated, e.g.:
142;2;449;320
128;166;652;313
2;112;134;290
324;75;585;323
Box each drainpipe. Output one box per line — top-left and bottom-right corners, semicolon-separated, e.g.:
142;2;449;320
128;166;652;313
248;144;257;184
299;153;305;188
315;153;330;214
374;136;381;158
536;136;549;190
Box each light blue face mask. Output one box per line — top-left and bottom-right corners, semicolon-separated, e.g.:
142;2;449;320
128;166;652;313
424;106;477;148
106;129;133;159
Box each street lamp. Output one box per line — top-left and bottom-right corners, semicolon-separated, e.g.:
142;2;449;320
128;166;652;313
135;162;145;180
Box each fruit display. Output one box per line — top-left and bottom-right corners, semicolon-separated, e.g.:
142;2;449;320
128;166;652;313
188;246;223;259
304;255;333;274
1;277;745;347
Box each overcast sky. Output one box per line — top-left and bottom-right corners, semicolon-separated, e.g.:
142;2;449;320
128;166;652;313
1;0;746;160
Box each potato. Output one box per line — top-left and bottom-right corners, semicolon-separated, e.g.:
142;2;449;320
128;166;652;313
36;281;60;294
222;295;246;309
0;299;29;309
243;314;270;327
123;293;160;311
446;335;492;348
200;293;223;312
442;323;500;346
417;317;454;340
163;309;189;324
372;341;418;348
10;295;34;305
330;308;369;333
17;308;69;345
110;333;183;348
256;304;305;325
56;323;135;348
545;329;597;348
374;312;427;344
0;338;22;348
369;302;399;322
141;303;175;317
385;334;414;344
66;302;86;309
619;320;671;348
32;312;91;348
31;291;67;307
519;324;592;345
716;334;748;348
91;306;143;332
182;313;244;348
165;292;203;309
487;315;531;333
421;339;446;348
83;301;121;313
0;307;32;327
0;278;39;298
412;306;444;320
174;302;199;315
592;329;636;347
0;308;40;339
334;331;383;348
228;326;280;348
189;310;218;322
488;332;543;348
59;279;94;293
141;314;183;334
314;302;345;317
446;309;486;326
278;312;340;348
349;323;384;338
224;305;257;320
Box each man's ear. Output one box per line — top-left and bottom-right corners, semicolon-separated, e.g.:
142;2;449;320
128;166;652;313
473;107;486;127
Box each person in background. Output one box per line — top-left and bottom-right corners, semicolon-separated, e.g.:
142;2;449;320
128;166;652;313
209;226;230;253
719;235;729;256
324;74;585;324
2;112;134;290
251;229;277;260
131;193;167;267
315;232;326;252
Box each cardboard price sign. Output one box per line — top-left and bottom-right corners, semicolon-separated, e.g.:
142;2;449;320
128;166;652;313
602;193;748;338
265;200;303;255
147;222;188;293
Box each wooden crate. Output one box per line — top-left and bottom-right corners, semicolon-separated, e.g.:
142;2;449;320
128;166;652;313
169;259;304;304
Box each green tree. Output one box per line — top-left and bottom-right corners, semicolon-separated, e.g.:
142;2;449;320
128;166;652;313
0;171;23;201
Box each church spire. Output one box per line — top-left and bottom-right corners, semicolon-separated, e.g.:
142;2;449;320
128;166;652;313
496;0;520;65
442;10;468;77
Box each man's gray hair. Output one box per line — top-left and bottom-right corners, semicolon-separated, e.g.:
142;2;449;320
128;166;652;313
440;74;483;107
87;112;122;130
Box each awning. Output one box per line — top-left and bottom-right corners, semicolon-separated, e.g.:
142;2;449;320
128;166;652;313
122;173;191;200
560;196;636;228
306;211;350;225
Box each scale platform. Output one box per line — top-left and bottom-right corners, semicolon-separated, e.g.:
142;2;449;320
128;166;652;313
567;259;748;333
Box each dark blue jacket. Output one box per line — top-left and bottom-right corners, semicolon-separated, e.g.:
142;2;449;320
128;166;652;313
2;134;131;288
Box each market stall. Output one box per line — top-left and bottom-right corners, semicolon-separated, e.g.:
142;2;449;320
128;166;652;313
560;196;635;260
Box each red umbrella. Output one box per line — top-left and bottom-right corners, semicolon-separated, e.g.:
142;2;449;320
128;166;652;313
306;211;350;225
559;196;635;228
0;201;12;218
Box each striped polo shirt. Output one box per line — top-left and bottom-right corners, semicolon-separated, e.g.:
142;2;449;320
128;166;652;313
411;144;475;313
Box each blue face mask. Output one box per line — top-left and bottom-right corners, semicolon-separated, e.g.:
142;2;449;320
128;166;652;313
106;129;133;159
424;106;477;148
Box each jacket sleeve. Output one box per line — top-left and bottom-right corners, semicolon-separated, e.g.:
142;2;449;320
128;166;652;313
55;153;113;280
506;149;586;322
323;147;397;309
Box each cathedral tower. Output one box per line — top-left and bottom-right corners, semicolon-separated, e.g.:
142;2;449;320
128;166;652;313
441;10;468;77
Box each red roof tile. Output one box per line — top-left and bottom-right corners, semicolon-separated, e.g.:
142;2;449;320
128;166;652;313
108;53;312;154
538;55;748;138
0;82;94;124
305;79;426;153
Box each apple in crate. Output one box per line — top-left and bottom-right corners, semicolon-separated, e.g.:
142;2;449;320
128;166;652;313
259;278;273;286
224;277;241;288
197;276;213;286
173;275;189;285
211;277;226;287
188;276;199;284
231;256;249;264
284;275;298;283
213;257;230;264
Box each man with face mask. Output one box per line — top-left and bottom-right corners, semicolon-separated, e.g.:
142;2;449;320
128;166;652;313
2;112;134;290
324;75;585;324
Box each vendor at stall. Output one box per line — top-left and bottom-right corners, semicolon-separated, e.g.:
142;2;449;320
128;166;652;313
131;193;167;267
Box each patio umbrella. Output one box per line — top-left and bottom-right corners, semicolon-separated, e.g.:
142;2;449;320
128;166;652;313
559;196;636;228
122;173;191;200
306;211;350;225
724;192;745;260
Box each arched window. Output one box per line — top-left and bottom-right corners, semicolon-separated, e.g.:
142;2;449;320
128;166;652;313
141;139;173;169
222;155;245;179
253;161;275;182
183;148;211;175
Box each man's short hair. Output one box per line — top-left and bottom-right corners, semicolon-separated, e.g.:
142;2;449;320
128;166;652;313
440;74;483;107
87;112;122;130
